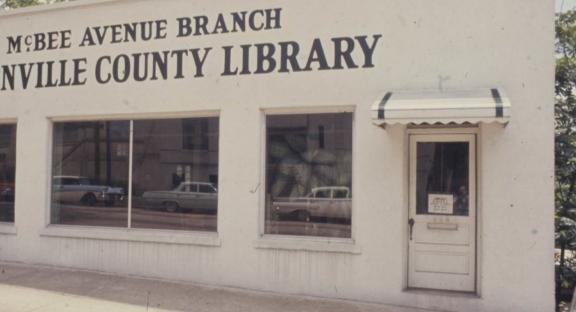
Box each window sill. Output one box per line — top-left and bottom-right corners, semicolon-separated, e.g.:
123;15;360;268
39;225;221;247
0;223;17;235
254;235;361;254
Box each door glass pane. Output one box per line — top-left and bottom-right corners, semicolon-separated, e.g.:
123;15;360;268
416;142;469;216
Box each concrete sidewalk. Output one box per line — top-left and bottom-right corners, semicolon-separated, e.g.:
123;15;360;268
0;262;439;312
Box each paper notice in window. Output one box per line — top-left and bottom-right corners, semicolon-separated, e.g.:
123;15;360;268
428;194;454;214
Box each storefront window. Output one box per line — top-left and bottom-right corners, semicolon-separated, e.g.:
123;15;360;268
131;118;218;231
264;113;353;238
51;121;130;227
50;117;219;232
0;124;16;223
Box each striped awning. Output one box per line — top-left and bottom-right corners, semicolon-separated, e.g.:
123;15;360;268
371;88;510;126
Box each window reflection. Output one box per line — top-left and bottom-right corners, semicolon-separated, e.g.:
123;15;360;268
265;113;352;238
51;118;219;232
51;121;129;227
131;118;218;231
0;125;16;223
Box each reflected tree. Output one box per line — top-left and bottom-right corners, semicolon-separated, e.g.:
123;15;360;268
268;131;351;198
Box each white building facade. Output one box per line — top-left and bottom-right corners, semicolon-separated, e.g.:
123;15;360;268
0;1;555;311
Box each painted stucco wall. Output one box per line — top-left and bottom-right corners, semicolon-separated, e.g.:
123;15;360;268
0;0;555;311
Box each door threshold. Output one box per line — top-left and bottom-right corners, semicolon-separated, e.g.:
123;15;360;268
403;287;480;299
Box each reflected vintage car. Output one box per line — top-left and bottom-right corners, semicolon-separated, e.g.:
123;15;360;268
52;176;125;206
271;186;352;222
141;182;218;213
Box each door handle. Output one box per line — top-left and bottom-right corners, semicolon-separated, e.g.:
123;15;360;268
408;218;415;241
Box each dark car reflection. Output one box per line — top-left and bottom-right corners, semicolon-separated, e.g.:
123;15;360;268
142;182;218;213
52;176;125;207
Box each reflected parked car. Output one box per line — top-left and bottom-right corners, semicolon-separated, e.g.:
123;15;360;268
272;186;352;222
52;176;125;206
142;182;218;213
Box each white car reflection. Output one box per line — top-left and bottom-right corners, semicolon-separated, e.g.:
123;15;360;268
272;186;351;222
142;182;218;213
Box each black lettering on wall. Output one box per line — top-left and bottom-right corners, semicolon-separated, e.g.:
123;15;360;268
79;27;96;47
194;16;210;36
96;56;112;84
7;36;22;54
265;8;282;29
278;41;302;73
155;20;168;39
177;17;192;37
34;33;46;52
151;51;169;80
212;14;229;34
356;35;382;68
190;48;211;77
171;49;189;79
132;52;150;81
248;10;265;31
240;44;252;75
18;63;33;89
221;46;238;76
255;43;276;74
304;39;331;71
112;54;130;83
35;62;44;88
1;65;15;91
72;58;88;86
61;30;72;49
44;61;58;88
332;37;358;70
231;11;247;32
58;60;72;86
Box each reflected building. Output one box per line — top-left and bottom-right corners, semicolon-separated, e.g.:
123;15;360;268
51;118;219;231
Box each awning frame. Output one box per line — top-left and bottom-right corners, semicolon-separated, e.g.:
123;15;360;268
372;88;511;127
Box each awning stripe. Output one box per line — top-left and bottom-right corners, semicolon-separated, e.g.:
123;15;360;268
378;92;392;119
491;88;503;118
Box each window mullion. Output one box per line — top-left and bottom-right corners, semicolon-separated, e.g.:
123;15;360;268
127;120;134;229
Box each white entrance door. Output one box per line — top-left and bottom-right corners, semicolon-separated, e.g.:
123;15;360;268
408;134;476;292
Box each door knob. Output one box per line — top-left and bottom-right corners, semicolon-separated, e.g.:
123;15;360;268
408;218;415;241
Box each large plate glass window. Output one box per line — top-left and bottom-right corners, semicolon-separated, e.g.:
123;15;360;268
51;121;130;227
0;124;16;223
50;117;218;232
264;113;353;238
131;118;218;231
